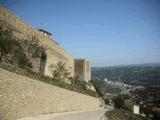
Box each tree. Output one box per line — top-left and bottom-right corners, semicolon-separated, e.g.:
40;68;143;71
48;61;70;81
113;96;125;109
104;98;110;105
91;80;105;97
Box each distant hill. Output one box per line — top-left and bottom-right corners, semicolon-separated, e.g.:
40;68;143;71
92;63;160;85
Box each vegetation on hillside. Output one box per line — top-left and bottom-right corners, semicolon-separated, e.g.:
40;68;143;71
0;27;46;68
92;65;160;85
91;79;121;96
132;86;160;117
105;109;145;120
48;61;71;81
48;61;93;92
0;28;32;67
0;63;97;97
113;96;125;109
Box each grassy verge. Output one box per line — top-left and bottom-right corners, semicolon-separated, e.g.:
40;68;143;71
0;63;97;97
105;109;145;120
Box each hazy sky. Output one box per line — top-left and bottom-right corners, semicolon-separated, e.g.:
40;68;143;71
1;0;160;66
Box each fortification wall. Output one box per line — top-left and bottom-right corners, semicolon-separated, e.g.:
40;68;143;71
0;68;101;120
85;60;91;81
74;59;91;82
0;7;74;77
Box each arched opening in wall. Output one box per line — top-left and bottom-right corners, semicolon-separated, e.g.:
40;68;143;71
39;51;47;75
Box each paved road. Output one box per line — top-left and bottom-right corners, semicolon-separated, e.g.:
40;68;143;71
19;108;107;120
50;108;106;120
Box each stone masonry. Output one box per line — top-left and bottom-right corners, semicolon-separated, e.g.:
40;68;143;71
74;59;91;82
0;68;101;120
0;6;91;82
0;6;74;77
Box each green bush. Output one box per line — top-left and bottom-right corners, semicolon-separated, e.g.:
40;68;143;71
14;50;32;68
104;98;110;104
0;30;32;68
0;29;19;58
27;41;46;58
73;80;87;90
105;109;145;120
48;61;70;81
91;80;104;97
0;28;46;68
113;96;125;109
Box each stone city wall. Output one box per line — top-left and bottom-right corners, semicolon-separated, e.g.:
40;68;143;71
74;59;91;82
0;68;101;120
0;6;74;77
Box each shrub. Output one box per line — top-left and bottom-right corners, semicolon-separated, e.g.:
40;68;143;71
0;29;19;60
113;96;125;109
91;80;103;97
73;80;88;90
14;50;32;68
0;29;33;68
48;61;70;81
104;98;110;104
26;40;46;58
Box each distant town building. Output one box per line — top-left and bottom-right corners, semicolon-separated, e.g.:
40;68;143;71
133;105;140;115
104;78;108;82
105;93;117;97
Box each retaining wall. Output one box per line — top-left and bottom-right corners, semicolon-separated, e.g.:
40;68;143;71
0;68;101;120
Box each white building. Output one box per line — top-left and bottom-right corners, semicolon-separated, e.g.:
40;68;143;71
133;105;140;115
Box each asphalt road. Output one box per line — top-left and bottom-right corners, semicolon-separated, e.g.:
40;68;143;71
18;108;107;120
50;108;106;120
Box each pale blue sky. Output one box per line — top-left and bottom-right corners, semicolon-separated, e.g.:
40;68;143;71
1;0;160;66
